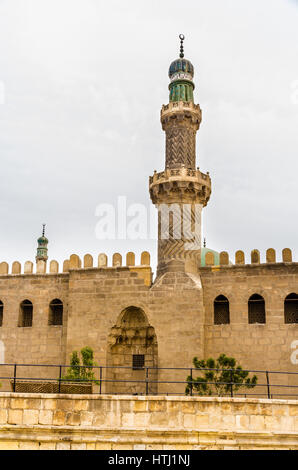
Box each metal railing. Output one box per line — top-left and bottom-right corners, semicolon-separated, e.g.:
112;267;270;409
0;363;297;399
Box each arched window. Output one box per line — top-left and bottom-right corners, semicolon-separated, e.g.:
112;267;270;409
49;299;63;326
248;294;266;324
214;295;230;325
284;294;298;324
0;301;3;327
19;300;33;327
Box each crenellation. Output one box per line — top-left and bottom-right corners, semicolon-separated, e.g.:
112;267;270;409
251;249;260;264
98;253;108;267
12;261;21;275
24;261;33;274
235;250;245;265
282;248;292;263
126;252;135;266
219;251;229;266
141;251;150;266
69;254;81;269
83;254;93;268
205;251;215;266
266;248;276;263
63;260;70;272
112;253;122;267
49;260;59;273
0;262;8;275
36;260;46;274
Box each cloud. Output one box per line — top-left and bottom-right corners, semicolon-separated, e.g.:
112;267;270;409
0;0;297;271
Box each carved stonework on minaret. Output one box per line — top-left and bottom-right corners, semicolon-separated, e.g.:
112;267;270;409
149;35;211;277
162;101;202;169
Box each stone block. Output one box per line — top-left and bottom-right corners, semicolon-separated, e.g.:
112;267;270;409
23;409;39;425
53;410;66;426
39;410;53;425
8;409;23;425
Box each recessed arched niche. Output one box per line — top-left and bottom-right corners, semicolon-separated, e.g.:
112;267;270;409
106;306;158;395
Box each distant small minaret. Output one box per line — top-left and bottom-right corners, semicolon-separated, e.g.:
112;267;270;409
36;224;49;263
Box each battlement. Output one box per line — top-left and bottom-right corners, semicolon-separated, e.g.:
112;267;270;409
0;251;152;286
202;248;294;267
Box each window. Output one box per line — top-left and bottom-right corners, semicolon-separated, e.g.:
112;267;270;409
284;294;298;324
214;295;230;324
49;299;63;326
19;300;33;327
248;294;266;324
0;301;3;327
132;354;145;370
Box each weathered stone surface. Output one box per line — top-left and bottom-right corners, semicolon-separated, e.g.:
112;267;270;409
0;394;297;450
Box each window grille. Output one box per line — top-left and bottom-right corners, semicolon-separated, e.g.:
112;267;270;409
214;295;230;325
49;299;63;326
19;300;33;327
132;354;145;370
284;294;298;324
248;294;266;324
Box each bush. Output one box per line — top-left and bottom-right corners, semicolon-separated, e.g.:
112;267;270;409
185;353;258;397
62;346;99;385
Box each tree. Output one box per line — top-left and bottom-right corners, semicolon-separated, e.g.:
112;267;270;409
185;354;258;397
62;346;99;384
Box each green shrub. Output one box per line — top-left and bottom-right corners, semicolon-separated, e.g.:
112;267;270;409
61;346;99;385
185;353;257;397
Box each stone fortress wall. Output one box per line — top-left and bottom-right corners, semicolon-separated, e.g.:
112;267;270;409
0;394;298;450
0;247;297;396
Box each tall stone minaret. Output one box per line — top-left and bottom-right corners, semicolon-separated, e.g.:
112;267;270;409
36;224;49;264
150;35;211;277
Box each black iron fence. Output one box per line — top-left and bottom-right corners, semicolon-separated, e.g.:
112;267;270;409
0;363;298;399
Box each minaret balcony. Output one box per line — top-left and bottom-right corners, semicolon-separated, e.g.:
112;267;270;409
149;167;211;206
161;101;202;130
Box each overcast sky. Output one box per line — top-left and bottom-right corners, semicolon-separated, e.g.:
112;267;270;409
0;0;298;273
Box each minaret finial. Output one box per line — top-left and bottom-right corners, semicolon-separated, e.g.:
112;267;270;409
203;237;206;248
179;34;185;58
42;224;46;237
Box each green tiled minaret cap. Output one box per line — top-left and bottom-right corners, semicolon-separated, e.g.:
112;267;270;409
36;224;48;262
37;224;48;245
168;34;195;103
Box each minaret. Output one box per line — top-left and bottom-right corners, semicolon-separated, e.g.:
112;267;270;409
149;35;211;277
36;224;49;263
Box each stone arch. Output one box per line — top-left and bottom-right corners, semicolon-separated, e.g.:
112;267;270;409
107;306;158;395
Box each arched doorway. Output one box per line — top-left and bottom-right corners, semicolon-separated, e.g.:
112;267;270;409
107;306;158;395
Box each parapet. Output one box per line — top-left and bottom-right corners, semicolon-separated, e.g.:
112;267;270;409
202;248;294;267
0;251;152;286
